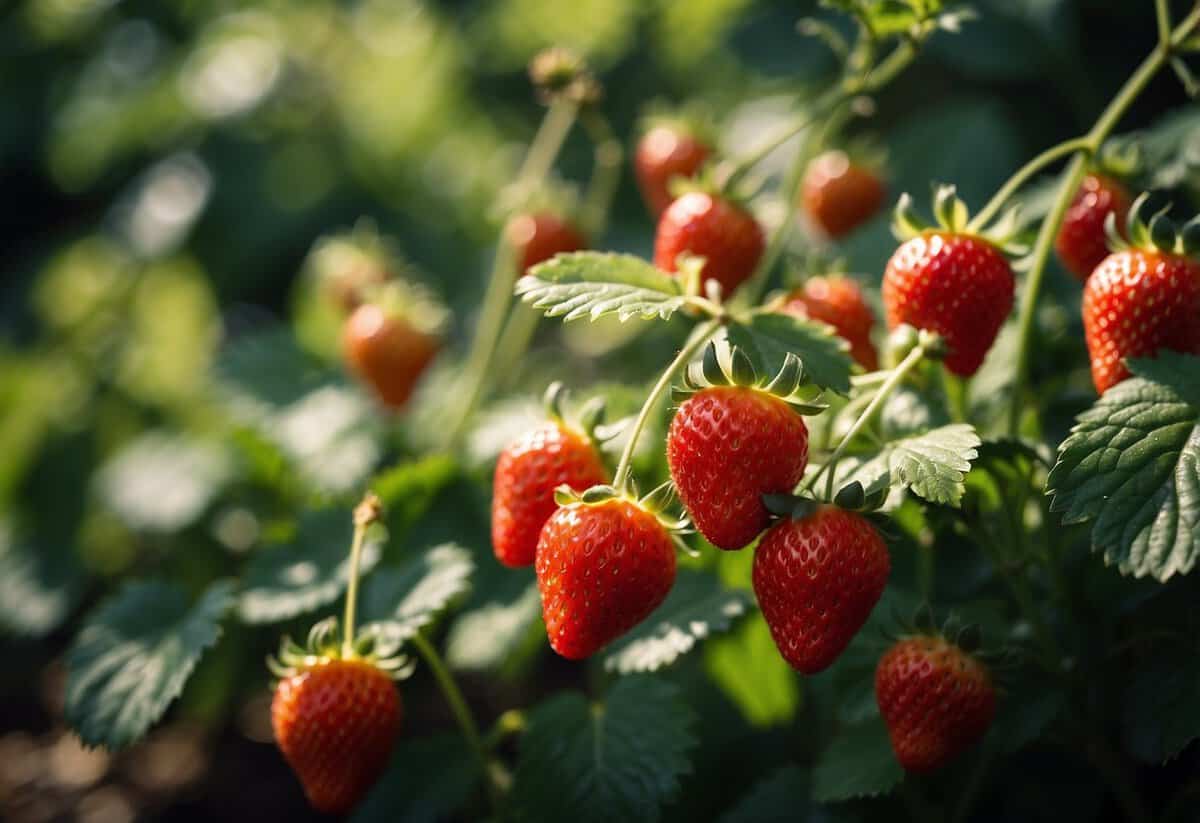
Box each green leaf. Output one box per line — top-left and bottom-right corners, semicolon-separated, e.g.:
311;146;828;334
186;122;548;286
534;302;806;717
604;572;752;674
361;543;474;641
65;580;233;750
511;677;696;823
1047;352;1200;581
95;432;232;532
705;613;801;727
840;423;981;506
724;313;854;395
238;509;382;623
0;522;83;637
718;764;810;823
811;717;903;803
1122;650;1200;763
444;583;543;673
351;733;481;823
517;252;688;322
370;455;460;548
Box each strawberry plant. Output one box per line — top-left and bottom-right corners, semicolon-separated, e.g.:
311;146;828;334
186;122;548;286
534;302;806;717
7;1;1200;822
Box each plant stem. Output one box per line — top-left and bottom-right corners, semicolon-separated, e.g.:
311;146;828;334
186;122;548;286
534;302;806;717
410;631;497;802
966;137;1093;231
613;319;721;492
1007;4;1200;435
807;341;928;500
342;493;381;657
516;99;579;189
579;110;623;237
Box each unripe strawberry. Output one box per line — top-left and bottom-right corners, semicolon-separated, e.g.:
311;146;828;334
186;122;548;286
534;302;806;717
654;192;764;298
273;658;401;814
801;150;886;239
536;497;676;660
635;125;711;217
783;276;879;370
753;506;890;673
508;212;587;274
1055;173;1131;281
875;636;996;772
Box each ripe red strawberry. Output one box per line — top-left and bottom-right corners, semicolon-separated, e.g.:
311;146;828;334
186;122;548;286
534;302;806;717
783;276;879;370
635;125;711;216
875;636;996;772
753;506;890;673
508;212;587;274
1082;248;1200;393
801;151;887;239
1055;173;1131;281
654;192;764;298
343;288;442;410
536;498;676;659
492;421;608;568
273;658;402;814
882;232;1014;376
668;386;809;550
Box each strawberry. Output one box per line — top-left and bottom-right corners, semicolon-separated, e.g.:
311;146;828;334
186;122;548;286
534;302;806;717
1055;173;1131;281
875;635;996;772
492;393;609;568
801;150;887;239
654;191;764;298
305;227;396;313
508;212;587;274
635;124;711;217
783;275;879;370
753;505;890;673
342;281;446;410
272;656;402;813
536;496;676;659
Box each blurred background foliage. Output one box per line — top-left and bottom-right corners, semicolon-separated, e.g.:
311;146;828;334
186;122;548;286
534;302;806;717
2;0;1200;821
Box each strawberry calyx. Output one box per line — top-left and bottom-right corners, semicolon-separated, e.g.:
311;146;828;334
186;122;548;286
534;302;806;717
553;480;691;537
542;381;608;446
893;183;1028;257
671;339;827;414
528;47;602;107
1104;190;1200;259
886;606;1010;671
266;616;416;685
358;277;451;339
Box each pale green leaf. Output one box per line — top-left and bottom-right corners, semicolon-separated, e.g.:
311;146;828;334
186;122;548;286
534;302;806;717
840;423;981;506
0;521;83;637
361;544;474;641
511;677;696;823
516;252;688;322
65;580;233;749
705;614;801;727
444;583;543;673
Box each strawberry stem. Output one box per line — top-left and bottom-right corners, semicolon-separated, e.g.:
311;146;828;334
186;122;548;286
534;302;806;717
342;492;382;658
1007;2;1200;436
966;136;1093;232
613;319;722;493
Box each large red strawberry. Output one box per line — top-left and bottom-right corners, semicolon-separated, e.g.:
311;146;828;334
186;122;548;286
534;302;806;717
801;150;887;239
635;124;711;216
783;275;879;370
273;657;402;813
1083;248;1200;393
654;191;764;298
536;496;676;659
1055;173;1131;281
875;635;996;772
508;212;587;274
492;417;608;568
343;282;445;410
753;506;890;673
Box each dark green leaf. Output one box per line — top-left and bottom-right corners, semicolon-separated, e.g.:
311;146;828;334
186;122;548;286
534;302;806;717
370;455;459;548
718;764;810;823
238;509;382;623
705;613;801;727
724;313;854;395
811;717;902;803
1122;651;1200;763
1047;352;1200;581
361;543;474;641
65;581;233;750
351;733;480;823
445;583;543;673
517;252;688;322
841;423;981;506
604;571;752;674
0;522;84;637
511;677;696;823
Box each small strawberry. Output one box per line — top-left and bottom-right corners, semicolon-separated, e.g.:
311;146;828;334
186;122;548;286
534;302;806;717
801;150;887;239
536;491;677;659
1082;194;1200;394
783;275;879;370
667;342;817;551
270;620;406;814
1055;173;1131;281
882;187;1017;377
635;123;711;217
508;211;587;274
875;635;996;772
342;281;447;410
305;225;395;313
492;385;609;568
654;191;764;298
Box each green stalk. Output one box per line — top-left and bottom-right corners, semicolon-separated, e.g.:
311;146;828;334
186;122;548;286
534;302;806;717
1007;5;1200;434
966;137;1094;232
579;110;623;237
613;319;721;493
341;494;380;658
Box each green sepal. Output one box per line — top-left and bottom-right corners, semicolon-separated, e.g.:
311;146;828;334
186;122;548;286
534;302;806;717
267;616;415;684
761;493;819;522
1181;215;1200;256
933;184;968;233
640;480;678;515
891;193;928;240
833;481;866;510
540;381;607;444
544;381;567;420
1104;210;1131;254
580;484;620;504
729;346;759;386
895;184;1026;255
677;340;828;414
1149;213;1179;253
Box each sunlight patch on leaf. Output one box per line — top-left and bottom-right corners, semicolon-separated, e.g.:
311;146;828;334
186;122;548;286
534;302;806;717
361;544;474;642
516;252;688;322
839;423;981;506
